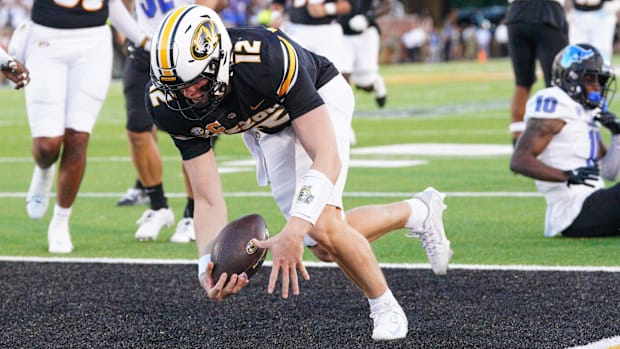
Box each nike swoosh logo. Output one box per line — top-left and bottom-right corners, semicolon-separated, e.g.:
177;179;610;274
250;99;265;110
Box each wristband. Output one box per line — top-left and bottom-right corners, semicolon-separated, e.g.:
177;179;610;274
323;2;337;15
509;121;525;133
290;169;334;225
197;253;211;279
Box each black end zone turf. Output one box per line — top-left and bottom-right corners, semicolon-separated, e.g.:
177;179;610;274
0;262;618;348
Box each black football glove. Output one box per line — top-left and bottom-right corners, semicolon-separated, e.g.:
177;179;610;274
595;111;620;135
563;166;600;187
125;39;150;71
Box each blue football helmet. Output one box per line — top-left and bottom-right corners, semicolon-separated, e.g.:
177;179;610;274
551;43;616;109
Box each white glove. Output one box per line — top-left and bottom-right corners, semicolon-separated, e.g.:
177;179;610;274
348;14;369;32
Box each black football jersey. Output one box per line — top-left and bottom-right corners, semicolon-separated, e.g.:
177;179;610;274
287;0;340;25
147;26;340;160
572;0;608;11
340;0;379;35
32;0;110;29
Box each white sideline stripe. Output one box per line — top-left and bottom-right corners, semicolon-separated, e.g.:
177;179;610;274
0;191;544;198
0;256;618;272
566;336;620;349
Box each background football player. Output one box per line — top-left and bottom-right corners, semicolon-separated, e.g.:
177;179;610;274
269;0;351;71
10;0;151;253
505;0;568;146
510;44;620;237
339;0;390;109
567;0;620;64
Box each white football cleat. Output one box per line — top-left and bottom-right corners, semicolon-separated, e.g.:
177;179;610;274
116;187;150;206
170;217;195;243
370;301;408;341
406;187;453;275
135;208;174;241
349;126;357;146
48;215;73;254
26;164;55;220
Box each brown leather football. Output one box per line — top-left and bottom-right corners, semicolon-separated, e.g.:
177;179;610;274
211;214;269;281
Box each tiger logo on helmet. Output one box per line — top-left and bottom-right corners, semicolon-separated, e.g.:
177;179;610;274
191;20;219;61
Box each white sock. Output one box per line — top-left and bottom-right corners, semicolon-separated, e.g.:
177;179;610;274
53;204;72;217
49;204;71;232
368;289;396;313
373;76;387;97
405;198;428;231
28;164;55;193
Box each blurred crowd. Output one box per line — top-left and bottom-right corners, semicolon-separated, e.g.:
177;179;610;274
0;0;30;50
2;1;618;80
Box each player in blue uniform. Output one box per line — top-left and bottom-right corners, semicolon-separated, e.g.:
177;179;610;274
148;5;452;341
510;44;620;237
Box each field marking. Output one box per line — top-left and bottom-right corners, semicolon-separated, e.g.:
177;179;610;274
567;336;620;349
0;143;512;163
0;256;618;272
384;71;513;84
0;191;543;198
352;143;513;156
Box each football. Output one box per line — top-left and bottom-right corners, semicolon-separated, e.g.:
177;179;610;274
211;214;269;281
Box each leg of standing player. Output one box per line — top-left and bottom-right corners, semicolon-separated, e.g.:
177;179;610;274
25;24;113;253
506;1;567;146
350;26;387;108
122;52;174;241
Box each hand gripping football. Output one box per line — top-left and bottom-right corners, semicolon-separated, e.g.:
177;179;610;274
211;214;269;281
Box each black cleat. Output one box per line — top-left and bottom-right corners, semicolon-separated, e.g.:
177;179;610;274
375;96;386;108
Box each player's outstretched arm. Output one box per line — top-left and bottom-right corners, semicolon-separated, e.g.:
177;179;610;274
253;105;340;298
184;150;249;299
510;118;568;182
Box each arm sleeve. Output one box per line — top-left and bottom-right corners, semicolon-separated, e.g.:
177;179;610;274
108;0;149;48
600;135;620;181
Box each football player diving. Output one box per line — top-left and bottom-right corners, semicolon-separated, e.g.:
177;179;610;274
146;5;452;341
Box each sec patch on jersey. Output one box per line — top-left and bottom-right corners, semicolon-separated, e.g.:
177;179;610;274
211;214;269;281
